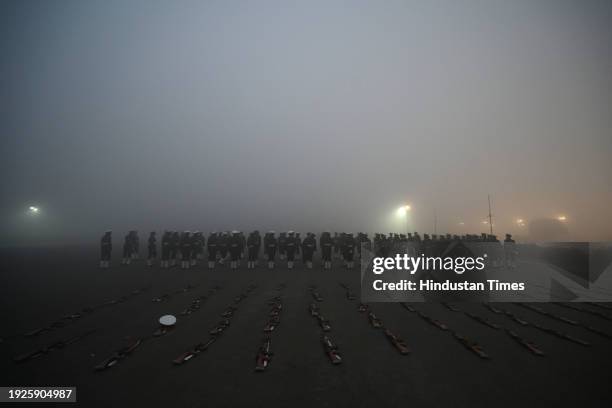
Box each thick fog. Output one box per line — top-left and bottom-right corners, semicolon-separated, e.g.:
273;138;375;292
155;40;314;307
1;0;611;245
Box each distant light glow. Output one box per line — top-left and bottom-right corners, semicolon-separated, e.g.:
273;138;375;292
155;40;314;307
458;222;465;226
396;205;411;217
28;206;39;214
557;215;567;222
516;218;526;227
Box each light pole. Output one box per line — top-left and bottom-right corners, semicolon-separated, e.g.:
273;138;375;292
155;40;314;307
397;204;411;235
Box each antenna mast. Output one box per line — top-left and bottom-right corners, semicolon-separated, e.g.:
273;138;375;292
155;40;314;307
487;194;493;235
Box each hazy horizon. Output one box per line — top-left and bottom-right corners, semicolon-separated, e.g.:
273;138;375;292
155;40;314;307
2;0;611;246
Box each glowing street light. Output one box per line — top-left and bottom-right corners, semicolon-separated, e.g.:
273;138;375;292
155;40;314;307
28;206;40;215
396;204;412;234
397;204;411;217
516;218;526;227
557;215;567;222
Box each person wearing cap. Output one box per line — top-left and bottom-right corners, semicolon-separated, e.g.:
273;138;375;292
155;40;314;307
246;231;260;269
295;232;302;259
240;231;247;260
343;233;356;269
190;231;202;266
253;230;262;266
337;233;346;263
355;232;365;258
100;231;112;268
218;232;229;265
320;231;333;270
285;231;298;269
147;231;157;267
170;231;180;267
373;233;381;256
161;231;171;268
180;231;192;269
264;231;277;269
301;232;317;269
131;231;140;260
207;232;218;269
229;231;242;269
359;233;372;258
333;232;340;260
193;231;204;264
121;232;132;265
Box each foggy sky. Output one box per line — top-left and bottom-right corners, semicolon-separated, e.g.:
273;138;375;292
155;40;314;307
1;0;611;245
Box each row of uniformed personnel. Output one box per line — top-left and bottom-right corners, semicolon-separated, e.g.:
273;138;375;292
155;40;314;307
100;230;363;270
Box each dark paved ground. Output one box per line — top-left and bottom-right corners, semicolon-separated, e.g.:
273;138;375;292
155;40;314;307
1;246;611;407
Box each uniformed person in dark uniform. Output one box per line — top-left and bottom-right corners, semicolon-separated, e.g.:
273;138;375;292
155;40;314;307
170;231;180;267
343;233;356;269
320;231;333;270
278;232;287;260
132;231;140;260
359;233;372;258
285;231;297;269
373;233;381;256
240;232;247;260
218;232;229;265
253;230;262;266
122;232;132;265
193;231;205;264
190;231;202;266
100;231;112;268
301;232;316;269
356;233;365;258
161;231;171;268
229;230;242;269
147;231;157;267
125;231;138;260
180;231;192;269
264;231;277;269
333;232;340;259
336;233;345;263
207;232;218;269
295;232;302;258
247;231;259;269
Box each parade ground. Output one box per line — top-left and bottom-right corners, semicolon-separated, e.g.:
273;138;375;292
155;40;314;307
1;245;610;408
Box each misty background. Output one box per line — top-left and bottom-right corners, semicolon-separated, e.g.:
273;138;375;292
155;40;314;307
1;0;611;246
